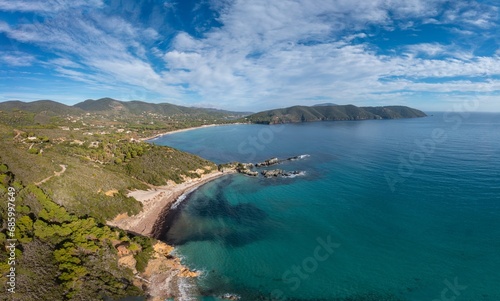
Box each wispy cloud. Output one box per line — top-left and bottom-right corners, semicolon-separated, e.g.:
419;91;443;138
0;51;36;66
0;0;499;110
0;0;103;12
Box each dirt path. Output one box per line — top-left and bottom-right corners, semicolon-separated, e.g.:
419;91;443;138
13;129;23;140
35;164;67;185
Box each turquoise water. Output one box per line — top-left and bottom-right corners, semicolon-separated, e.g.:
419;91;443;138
153;113;500;301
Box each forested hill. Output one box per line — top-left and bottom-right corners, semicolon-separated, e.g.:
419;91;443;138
73;98;249;117
0;97;247;118
0;98;248;138
245;104;427;124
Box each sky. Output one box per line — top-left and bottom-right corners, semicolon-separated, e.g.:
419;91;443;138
0;0;499;112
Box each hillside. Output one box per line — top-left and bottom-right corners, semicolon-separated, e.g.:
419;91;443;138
0;100;83;115
74;98;247;117
0;98;246;118
0;98;247;139
245;104;427;124
0;106;218;300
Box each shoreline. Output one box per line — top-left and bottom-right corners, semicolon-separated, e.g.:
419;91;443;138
108;170;236;236
140;123;245;142
108;170;236;300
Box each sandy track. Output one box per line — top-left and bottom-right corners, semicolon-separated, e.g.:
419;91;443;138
35;164;67;185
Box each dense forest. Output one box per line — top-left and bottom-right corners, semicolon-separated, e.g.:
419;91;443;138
245;104;427;124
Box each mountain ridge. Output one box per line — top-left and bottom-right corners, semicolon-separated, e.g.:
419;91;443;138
245;104;427;124
0;97;248;117
0;98;426;124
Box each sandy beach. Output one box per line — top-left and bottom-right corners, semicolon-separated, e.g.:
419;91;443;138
108;170;236;236
107;170;237;300
139;124;223;141
139;122;250;142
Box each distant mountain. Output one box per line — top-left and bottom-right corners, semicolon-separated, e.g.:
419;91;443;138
246;104;426;124
0;98;247;118
312;102;338;107
0;100;83;115
74;98;247;117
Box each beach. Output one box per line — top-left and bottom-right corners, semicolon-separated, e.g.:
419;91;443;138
107;170;236;300
139;124;224;142
108;170;235;236
139;122;249;142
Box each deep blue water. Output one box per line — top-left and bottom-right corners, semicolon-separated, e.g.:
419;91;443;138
153;113;500;301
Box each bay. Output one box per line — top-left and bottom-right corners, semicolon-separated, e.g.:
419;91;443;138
153;113;500;301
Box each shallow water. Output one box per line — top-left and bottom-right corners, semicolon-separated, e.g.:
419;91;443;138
154;113;500;301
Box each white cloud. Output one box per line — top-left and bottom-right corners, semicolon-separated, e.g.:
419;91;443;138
48;58;82;69
405;43;448;57
1;0;499;110
0;0;103;12
155;0;500;109
0;51;36;66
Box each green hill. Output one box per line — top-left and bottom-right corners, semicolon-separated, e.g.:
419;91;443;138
0;98;249;137
245;104;426;124
74;97;246;117
0;100;83;115
0;98;247;123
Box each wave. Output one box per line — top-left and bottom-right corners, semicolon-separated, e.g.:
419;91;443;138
177;277;198;301
171;188;197;209
288;154;310;161
282;171;306;178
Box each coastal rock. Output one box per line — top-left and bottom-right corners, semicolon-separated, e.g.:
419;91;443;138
261;169;304;178
255;155;309;167
118;255;137;274
219;162;259;176
261;169;284;178
255;157;279;167
220;293;241;300
286;154;310;161
139;241;201;300
116;244;132;257
237;167;259;177
179;267;199;278
153;241;174;258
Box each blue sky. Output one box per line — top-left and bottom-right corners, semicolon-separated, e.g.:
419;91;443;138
0;0;499;111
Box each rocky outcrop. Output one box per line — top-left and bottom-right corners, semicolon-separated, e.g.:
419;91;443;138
255;157;279;167
238;168;259;176
261;169;304;178
256;155;309;167
137;241;200;300
218;162;258;176
261;169;284;178
220;293;241;300
219;155;308;178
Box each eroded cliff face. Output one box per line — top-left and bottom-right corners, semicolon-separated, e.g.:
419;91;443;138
117;240;199;300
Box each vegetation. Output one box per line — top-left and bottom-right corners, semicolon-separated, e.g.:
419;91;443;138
0;161;149;300
244;104;427;124
110;145;216;186
0;98;227;299
0;97;248;140
0;98;428;300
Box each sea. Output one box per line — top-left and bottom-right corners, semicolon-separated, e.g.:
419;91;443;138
151;112;500;301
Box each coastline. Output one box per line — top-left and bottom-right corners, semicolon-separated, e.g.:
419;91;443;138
108;170;236;236
108;170;236;300
140;123;226;142
140;122;250;141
